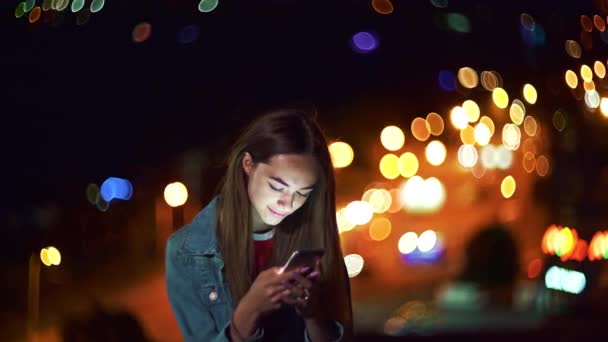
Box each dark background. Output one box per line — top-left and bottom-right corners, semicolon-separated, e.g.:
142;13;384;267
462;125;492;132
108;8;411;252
3;0;608;339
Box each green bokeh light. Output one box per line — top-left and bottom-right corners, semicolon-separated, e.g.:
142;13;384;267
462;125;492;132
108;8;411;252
198;0;219;13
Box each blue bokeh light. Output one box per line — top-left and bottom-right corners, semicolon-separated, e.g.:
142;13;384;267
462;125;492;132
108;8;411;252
100;177;133;202
438;70;456;92
401;238;444;264
351;31;379;54
177;24;200;45
520;23;545;47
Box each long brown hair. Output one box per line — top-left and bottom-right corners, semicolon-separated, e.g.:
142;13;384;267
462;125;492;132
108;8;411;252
216;108;352;334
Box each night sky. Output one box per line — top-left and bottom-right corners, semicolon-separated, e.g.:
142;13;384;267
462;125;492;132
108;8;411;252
3;0;607;266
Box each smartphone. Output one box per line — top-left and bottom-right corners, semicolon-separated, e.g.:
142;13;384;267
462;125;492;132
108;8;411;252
278;248;325;274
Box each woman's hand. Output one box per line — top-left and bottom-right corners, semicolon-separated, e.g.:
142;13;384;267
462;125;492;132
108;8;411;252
283;262;322;318
232;267;298;339
241;267;299;316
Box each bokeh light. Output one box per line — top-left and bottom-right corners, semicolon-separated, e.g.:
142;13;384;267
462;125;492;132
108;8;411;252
417;230;437;252
411;118;431;141
438;70;456;92
425;140;447;166
474;123;491;146
344;254;364;278
400;176;446;213
329;141;354;168
462;100;480;122
523;116;538;136
344;201;373;225
500;175;516;198
398;232;418;254
523;84;537;104
380;154;400;179
380;126;405;151
372;0;394;14
458;144;478;168
100;177;133;202
351;31;379;54
450;106;469;129
198;0;219;13
492;87;509;108
426;112;445;136
369;217;392;241
457;67;478;88
164;182;188;207
397;152;419;178
90;0;105;13
133;22;152;43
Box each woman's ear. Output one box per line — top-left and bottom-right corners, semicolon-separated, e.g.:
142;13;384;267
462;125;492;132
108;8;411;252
242;152;254;176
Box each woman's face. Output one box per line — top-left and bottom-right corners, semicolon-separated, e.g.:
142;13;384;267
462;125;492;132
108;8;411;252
243;153;318;230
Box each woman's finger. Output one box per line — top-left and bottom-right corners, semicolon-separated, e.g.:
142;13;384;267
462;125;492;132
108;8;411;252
290;272;313;289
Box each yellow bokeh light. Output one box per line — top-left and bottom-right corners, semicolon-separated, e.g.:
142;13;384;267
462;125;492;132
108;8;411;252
492;87;509;109
594;60;606;78
523;116;538;136
462;100;480;122
426;112;445;136
425;140;446;166
457;67;479;88
600;98;608;117
164;182;188;207
380;126;405;151
460;125;476;145
565;70;578;89
556;227;575;257
479;116;495;136
523;84;537;104
536;155;549;177
474;123;491;146
367;189;392;214
450;106;469;129
398;152;419;178
581;64;593;83
379;154;400;179
40;248;52;266
411;117;431;141
369;217;392;241
328;141;354;168
47;246;61;266
500;175;516;198
510;101;525;125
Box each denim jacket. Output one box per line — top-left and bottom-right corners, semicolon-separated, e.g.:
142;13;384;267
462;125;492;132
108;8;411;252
165;196;344;341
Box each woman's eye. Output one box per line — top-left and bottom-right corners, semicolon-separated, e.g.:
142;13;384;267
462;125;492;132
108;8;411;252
268;183;283;192
297;192;310;198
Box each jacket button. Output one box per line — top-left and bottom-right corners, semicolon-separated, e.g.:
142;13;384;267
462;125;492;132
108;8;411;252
209;291;218;301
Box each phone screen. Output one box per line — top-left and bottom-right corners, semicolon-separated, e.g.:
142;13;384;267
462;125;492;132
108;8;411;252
278;248;325;274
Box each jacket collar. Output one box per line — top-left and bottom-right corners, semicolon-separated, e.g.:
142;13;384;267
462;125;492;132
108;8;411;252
182;196;221;255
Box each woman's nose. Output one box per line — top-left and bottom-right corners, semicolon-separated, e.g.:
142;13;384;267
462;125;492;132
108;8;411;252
277;193;294;210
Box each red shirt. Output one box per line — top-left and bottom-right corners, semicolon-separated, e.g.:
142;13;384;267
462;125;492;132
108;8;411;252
252;229;274;279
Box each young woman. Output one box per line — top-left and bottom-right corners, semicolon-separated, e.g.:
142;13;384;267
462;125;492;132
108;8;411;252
166;109;353;341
